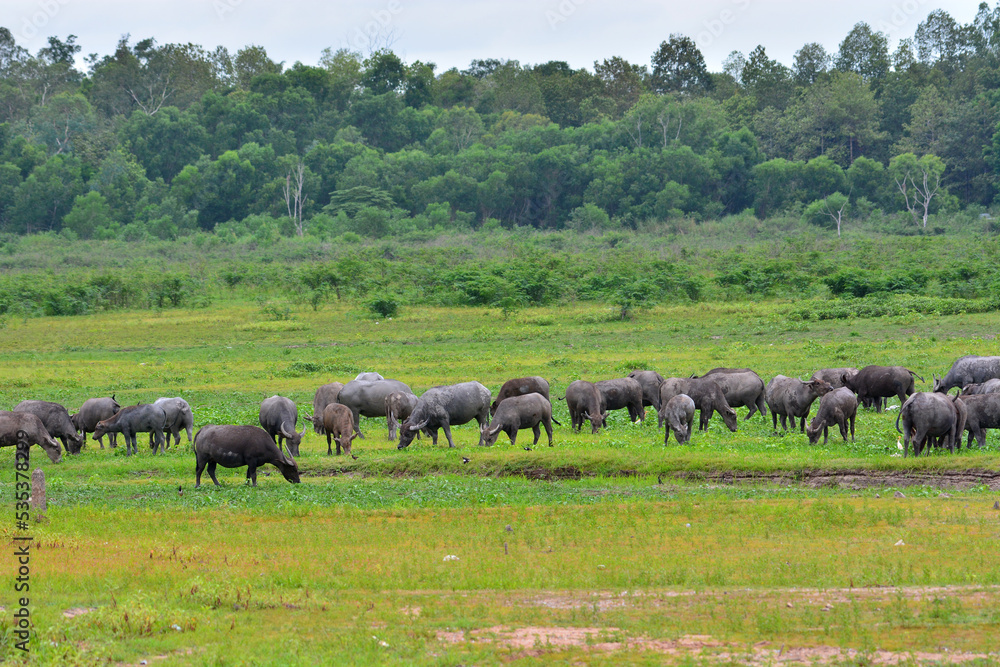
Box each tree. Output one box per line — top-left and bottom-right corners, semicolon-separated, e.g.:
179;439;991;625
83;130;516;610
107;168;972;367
63;191;114;238
7;154;84;232
593;56;647;117
804;192;849;236
282;160;306;236
361;49;405;95
835;23;890;87
30;92;96;154
741;46;792;109
650;34;712;94
722;51;746;84
792;43;830;85
889;152;945;227
895;85;947;156
914;9;969;72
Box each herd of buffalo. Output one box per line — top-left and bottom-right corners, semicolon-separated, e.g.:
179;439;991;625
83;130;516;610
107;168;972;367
2;356;1000;486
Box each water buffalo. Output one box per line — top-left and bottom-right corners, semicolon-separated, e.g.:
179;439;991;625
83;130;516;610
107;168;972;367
896;392;966;457
956;393;1000;449
193;425;299;487
316;403;357;455
810;367;859;389
563;380;607;434
14;400;83;454
385;391;418;441
480;393;559;449
490;376;550;415
338;379;414;437
93;404;167;456
311;382;344;435
933;355;1000;393
71;396;120;449
699;368;767;420
765;376;833;432
596;377;645;423
152;397;194;449
259;396;306;457
960;379;1000;396
626;370;665;412
354;372;385;381
659;377;738;432
0;411;62;463
805;387;858;445
844;365;922;413
662;394;695;445
397;381;491;449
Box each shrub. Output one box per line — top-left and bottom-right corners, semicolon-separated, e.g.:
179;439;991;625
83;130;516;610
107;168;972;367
367;295;399;318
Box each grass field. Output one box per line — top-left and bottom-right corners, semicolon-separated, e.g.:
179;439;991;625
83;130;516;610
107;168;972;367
2;299;1000;665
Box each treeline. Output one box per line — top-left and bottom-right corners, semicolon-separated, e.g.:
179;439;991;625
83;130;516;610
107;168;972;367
2;7;1000;240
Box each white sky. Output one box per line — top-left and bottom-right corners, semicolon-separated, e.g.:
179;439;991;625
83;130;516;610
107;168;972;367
3;0;986;74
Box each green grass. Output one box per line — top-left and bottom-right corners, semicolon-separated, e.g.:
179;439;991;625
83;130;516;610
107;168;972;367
2;300;1000;664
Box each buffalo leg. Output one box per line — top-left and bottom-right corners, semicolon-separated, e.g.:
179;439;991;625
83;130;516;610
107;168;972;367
441;423;456;448
247;464;258;486
326;434;333;455
532;424;542;447
195;458;206;487
511;429;520;449
544;418;553;447
207;462;220;486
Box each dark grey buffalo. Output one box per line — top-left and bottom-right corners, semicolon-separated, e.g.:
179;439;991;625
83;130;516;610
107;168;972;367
659;377;738;432
481;393;559;449
316;403;357;456
14;400;83;454
896;392;966;457
259;395;307;457
311;382;344;435
354;372;385;381
960;379;1000;395
193;425;299;487
627;370;666;412
596;377;645;423
699;368;767;420
0;411;62;463
71;396;121;449
93;404;167;456
765;376;834;432
397;381;492;449
563;380;607;434
152;397;194;448
338;379;414;437
805;388;858;445
933;355;1000;394
385;391;418;441
661;394;695;445
490;376;550;415
844;365;922;413
810;367;859;389
956;393;1000;449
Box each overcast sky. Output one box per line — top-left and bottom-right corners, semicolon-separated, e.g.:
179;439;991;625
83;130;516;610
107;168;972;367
4;0;986;73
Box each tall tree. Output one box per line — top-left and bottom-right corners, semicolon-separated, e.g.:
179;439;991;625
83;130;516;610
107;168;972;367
593;56;647;118
835;23;890;87
792;43;830;85
889;152;946;227
650;34;712;94
741;46;793;110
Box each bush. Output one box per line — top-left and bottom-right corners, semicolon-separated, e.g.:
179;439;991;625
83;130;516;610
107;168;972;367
367;295;399;318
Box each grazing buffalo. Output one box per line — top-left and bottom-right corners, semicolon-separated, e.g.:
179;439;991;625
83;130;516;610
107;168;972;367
627;370;666;412
659;377;738;432
93;404;167;456
259;396;306;457
338;379;414;437
385;391;418;441
354;372;384;382
481;393;559;449
956;393;1000;449
71;396;121;449
661;394;695;445
193;425;299;487
933;355;1000;393
595;377;645;423
810;367;859;389
765;376;833;432
14;400;83;454
844;365;922;413
152;397;194;448
397;381;491;449
896;392;966;457
563;380;607;434
805;388;858;445
0;411;62;463
490;376;550;415
311;382;344;434
699;368;767;420
316;403;357;456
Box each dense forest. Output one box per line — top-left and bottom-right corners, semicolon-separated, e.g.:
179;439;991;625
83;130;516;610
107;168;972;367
2;6;1000;242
